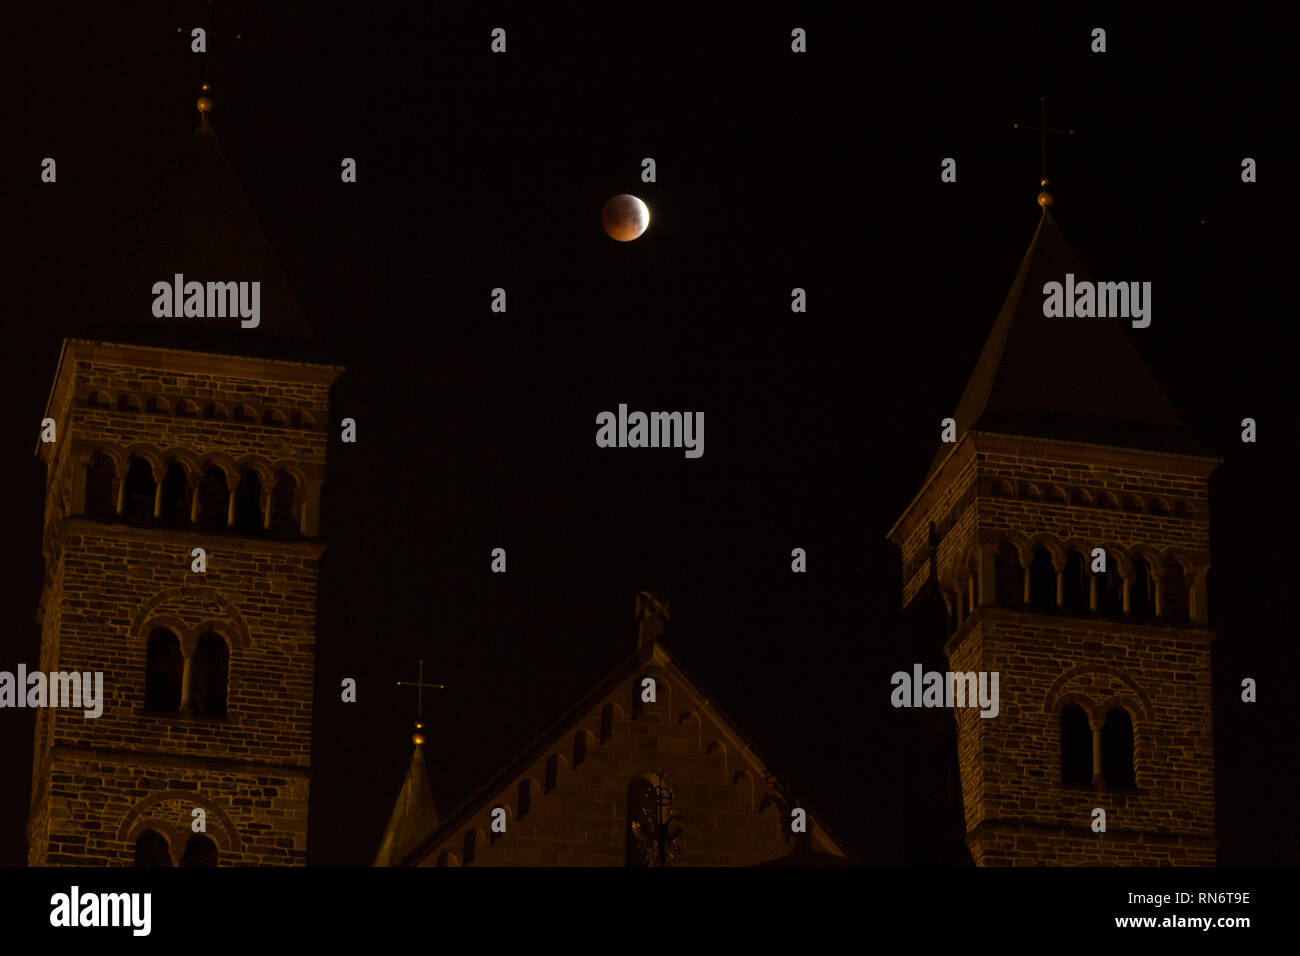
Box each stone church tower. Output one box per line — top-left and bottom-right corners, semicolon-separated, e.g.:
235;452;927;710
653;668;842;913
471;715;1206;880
27;109;343;865
889;205;1218;865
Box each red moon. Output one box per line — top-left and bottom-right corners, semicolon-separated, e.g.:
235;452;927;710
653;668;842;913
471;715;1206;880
602;194;650;241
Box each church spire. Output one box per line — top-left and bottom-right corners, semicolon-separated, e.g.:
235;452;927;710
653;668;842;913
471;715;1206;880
924;206;1199;483
373;742;440;867
375;661;445;866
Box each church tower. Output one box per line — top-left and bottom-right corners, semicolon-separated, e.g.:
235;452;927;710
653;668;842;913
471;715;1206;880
27;108;343;865
889;204;1218;865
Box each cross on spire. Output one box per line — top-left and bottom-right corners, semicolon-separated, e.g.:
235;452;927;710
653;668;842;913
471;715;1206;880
1013;96;1075;207
186;1;244;116
396;659;445;746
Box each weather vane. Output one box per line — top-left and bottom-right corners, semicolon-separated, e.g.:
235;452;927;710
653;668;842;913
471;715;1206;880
1013;96;1075;207
396;659;445;746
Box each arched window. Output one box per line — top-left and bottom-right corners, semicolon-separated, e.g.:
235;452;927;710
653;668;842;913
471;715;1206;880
1096;555;1123;616
1029;546;1056;611
291;411;315;429
123;458;156;525
146;396;170;415
463;830;478;865
269;472;298;536
189;632;229;719
233;405;256;424
133;830;172;867
195;466;228;531
517;780;533;820
85;452;117;519
1060;704;1092;786
994;542;1021;609
175;400;198;418
1162;559;1189;621
262;408;285;426
179;833;218;867
1130;558;1154;619
234;469;264;533
202;402;227;421
158;462;189;527
1101;708;1136;788
544;754;559;793
1122;494;1144;513
145;628;183;714
1096;491;1118;510
991;479;1014;497
600;703;614;743
1069;487;1092;507
1062;551;1087;613
573;731;588;769
117;393;142;412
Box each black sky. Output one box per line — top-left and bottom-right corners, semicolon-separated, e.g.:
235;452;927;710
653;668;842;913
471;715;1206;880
2;3;1296;866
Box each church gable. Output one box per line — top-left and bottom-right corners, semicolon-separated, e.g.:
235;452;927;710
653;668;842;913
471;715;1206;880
407;643;852;866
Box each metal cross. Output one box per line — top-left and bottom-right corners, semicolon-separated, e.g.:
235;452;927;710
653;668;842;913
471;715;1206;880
1013;96;1075;184
396;659;445;736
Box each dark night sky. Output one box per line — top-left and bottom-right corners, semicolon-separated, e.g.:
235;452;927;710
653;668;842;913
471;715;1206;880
2;3;1296;866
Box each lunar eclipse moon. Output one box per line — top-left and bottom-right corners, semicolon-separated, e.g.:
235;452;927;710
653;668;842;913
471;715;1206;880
601;194;650;241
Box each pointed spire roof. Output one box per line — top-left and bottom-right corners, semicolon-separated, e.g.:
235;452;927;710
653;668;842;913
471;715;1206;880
927;208;1201;480
374;742;440;867
83;114;327;362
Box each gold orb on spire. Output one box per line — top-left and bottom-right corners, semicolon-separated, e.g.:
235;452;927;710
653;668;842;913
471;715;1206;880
1037;177;1054;207
197;95;213;114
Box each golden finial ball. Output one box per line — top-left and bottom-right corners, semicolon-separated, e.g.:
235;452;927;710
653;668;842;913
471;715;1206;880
197;96;213;114
413;732;425;746
1037;190;1054;207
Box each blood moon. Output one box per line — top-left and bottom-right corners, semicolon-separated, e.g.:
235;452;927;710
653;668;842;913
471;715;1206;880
601;194;650;241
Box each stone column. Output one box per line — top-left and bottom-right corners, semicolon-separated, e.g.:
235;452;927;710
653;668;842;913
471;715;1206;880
179;654;194;716
114;465;127;515
1092;724;1104;785
1089;575;1099;612
1022;566;1031;605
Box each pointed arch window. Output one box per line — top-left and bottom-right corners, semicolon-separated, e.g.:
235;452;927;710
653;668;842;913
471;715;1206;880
189;632;229;719
269;471;298;536
1062;551;1087;613
133;830;173;867
1101;708;1136;788
1029;547;1056;611
1060;705;1093;786
144;628;183;714
159;462;189;526
85;452;117;519
123;458;156;525
234;468;264;533
195;466;229;530
179;833;218;867
1162;559;1189;621
994;542;1021;609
